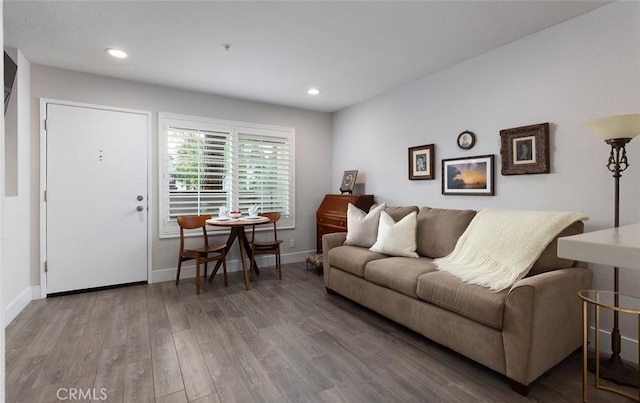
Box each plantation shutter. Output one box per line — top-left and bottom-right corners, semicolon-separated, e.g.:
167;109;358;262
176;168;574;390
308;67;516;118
160;113;295;237
236;127;293;222
164;124;232;224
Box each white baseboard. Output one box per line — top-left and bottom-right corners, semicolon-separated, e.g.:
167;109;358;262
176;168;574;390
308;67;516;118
588;326;639;364
4;286;34;328
151;249;313;283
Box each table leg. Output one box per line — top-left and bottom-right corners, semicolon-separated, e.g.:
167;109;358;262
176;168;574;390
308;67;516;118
237;231;251;290
208;229;238;282
595;304;601;389
583;300;588;402
238;228;260;275
207;226;260;288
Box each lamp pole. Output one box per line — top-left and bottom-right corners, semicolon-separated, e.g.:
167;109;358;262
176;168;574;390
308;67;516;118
583;113;640;387
597;137;637;386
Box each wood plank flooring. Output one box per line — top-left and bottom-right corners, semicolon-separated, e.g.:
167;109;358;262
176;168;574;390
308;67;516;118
5;262;635;402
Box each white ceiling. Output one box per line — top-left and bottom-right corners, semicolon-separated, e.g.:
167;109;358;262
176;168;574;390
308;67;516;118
4;1;608;113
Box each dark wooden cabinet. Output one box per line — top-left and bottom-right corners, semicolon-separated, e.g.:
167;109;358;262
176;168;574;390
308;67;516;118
316;194;375;253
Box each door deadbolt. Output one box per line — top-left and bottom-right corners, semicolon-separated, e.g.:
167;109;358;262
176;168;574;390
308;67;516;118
137;195;144;201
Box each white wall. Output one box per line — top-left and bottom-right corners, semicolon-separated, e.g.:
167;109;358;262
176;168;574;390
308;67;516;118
3;48;32;324
333;2;640;357
27;66;332;286
0;1;5;397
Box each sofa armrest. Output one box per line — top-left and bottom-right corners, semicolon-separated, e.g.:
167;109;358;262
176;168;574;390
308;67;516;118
502;267;592;386
322;232;347;288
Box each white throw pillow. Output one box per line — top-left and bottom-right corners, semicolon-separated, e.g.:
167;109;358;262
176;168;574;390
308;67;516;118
369;211;419;258
344;203;387;248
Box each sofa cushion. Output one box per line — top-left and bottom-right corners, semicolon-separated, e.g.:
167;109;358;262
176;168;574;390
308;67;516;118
383;206;419;221
328;245;387;278
364;257;437;298
416;271;508;330
345;203;386;248
370;211;419;258
527;221;584;276
416;207;476;258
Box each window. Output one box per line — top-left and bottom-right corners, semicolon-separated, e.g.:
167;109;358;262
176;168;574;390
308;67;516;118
160;113;294;237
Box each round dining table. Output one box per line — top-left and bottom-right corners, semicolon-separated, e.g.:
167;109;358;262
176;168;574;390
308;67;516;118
206;215;270;290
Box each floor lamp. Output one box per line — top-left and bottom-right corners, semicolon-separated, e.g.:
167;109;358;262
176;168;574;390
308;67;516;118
583;113;640;387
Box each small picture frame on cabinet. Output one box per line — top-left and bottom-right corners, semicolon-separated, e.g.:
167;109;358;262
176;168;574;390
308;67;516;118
340;170;358;194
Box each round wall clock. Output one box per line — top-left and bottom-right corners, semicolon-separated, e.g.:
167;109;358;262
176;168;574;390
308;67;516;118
457;130;476;150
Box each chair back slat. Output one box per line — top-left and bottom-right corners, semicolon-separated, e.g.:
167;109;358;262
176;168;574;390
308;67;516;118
177;215;212;248
251;212;281;241
177;215;211;230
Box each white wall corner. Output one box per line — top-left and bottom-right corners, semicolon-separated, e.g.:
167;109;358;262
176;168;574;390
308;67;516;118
1;4;6;400
4;286;33;328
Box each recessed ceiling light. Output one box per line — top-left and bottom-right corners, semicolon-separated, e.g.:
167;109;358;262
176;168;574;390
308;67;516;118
105;48;128;58
307;88;321;95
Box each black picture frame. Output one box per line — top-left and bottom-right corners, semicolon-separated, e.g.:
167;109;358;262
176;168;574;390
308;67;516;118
457;130;476;150
442;154;495;196
408;144;435;180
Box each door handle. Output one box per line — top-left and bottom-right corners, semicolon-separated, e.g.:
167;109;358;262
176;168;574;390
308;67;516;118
137;206;144;212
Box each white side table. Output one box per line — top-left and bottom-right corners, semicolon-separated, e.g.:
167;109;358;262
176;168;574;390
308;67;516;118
559;223;640;401
557;223;640;270
578;290;640;402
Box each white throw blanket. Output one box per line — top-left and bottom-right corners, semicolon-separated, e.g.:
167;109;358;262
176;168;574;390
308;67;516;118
434;209;587;292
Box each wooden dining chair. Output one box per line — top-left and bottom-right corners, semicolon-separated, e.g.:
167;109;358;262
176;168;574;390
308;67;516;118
176;215;228;294
249;212;283;280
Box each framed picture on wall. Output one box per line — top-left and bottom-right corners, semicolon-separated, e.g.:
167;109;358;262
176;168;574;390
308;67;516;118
456;130;476;150
442;154;495;195
500;123;550;175
408;144;435;180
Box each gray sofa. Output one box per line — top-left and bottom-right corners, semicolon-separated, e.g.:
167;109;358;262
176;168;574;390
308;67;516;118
322;206;591;394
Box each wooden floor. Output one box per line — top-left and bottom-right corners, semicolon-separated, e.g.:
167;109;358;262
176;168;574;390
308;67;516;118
6;262;635;402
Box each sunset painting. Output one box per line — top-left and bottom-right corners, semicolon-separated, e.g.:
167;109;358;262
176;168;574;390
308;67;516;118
442;155;495;195
447;162;487;189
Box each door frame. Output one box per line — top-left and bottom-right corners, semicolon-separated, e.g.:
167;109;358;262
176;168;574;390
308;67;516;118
39;98;153;298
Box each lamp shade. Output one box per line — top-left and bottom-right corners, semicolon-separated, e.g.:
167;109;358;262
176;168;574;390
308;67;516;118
584;113;640;141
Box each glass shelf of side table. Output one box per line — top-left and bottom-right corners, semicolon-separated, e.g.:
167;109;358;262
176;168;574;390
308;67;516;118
578;290;640;402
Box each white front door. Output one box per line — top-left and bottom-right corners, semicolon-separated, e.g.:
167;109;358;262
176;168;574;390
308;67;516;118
45;102;149;294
